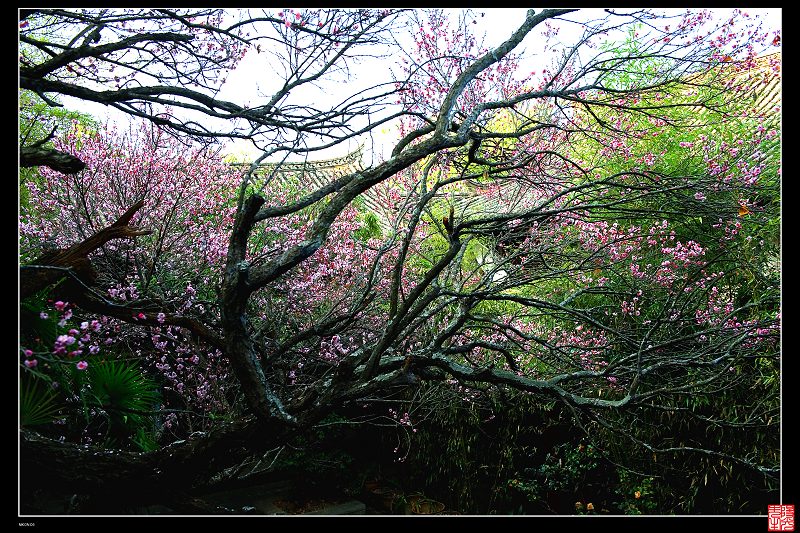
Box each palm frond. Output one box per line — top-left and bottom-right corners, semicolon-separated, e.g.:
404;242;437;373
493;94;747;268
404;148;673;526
20;376;60;426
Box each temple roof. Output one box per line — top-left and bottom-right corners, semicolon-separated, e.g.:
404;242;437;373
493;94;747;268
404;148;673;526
230;52;780;228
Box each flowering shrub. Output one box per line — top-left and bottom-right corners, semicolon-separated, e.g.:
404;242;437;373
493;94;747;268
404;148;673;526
20;121;243;436
19;118;404;435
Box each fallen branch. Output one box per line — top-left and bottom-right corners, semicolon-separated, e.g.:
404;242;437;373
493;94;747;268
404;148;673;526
20;199;152;300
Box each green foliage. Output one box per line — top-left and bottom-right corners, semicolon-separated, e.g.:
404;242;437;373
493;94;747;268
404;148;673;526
401;200;460;276
550;35;781;515
266;413;362;495
354;211;383;241
518;442;604;494
506;440;621;514
20;296;60;349
615;470;658;515
592;389;779;514
88;359;159;413
20;375;60;427
132;426;160;452
19;89;98;209
85;359;160;451
599;25;673;91
19;90;98;149
399;386;571;513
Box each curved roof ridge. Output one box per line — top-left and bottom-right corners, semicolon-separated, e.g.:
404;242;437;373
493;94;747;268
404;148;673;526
231;145;364;172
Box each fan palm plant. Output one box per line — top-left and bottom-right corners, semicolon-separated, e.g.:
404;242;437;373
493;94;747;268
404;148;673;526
20;375;60;427
87;359;160;449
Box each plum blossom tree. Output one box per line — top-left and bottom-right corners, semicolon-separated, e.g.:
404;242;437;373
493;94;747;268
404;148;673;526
19;8;780;513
